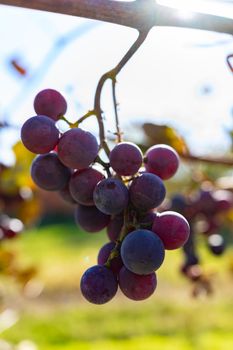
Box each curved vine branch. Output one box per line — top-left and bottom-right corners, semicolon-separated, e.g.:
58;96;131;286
94;29;150;156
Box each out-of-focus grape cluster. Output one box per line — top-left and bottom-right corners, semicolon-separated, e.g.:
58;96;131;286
21;88;192;304
168;187;233;296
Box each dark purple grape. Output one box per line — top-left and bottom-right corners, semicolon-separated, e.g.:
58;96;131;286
107;214;124;241
31;153;71;191
97;242;123;275
59;184;77;204
144;144;179;180
119;266;157;301
69;168;104;206
129;173;166;211
93;178;129;215
207;234;226;256
171;194;187;213
74;205;110;233
120;229;165;275
152;211;190;250
80;265;118;304
58;128;98;169
109;142;143;176
34;89;67;121
21;115;59;154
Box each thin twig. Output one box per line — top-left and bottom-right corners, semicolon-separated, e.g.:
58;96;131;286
112;78;122;143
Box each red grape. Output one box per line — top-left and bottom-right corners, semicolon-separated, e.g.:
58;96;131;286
58;128;98;169
144;144;179;180
107;213;124;241
110;142;142;176
21;115;59;154
34;88;67;121
119;266;157;301
69;168;104;206
152;211;190;250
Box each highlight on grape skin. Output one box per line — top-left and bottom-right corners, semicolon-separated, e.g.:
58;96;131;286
31;153;71;191
34;88;67;121
21;115;59;154
120;229;165;275
144;144;179;180
152;211;190;250
57;128;99;169
80;265;118;304
109;142;143;176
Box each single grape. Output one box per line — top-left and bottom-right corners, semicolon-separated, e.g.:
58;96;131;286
21;115;59;154
31;153;71;191
74;205;110;233
207;234;226;256
58;128;98;169
120;229;165;275
80;265;118;304
129;173;166;211
69;168;104;206
107;213;124;241
97;241;123;275
144;144;179;180
119;266;157;301
94;178;129;215
110;142;143;176
34;88;67;121
171;194;187;213
152;211;190;250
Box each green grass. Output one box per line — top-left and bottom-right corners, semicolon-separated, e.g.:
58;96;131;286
1;222;233;350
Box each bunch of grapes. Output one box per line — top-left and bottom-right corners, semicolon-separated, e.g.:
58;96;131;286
21;88;190;304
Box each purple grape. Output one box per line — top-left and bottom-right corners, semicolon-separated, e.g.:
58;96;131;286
107;214;124;241
69;168;104;206
152;211;190;250
144;144;179;180
120;229;165;275
129;173;166;211
119;266;157;301
74;205;110;233
80;265;118;304
109;142;143;176
21;115;59;154
58;128;99;169
31;153;71;191
97;242;123;275
34;89;67;121
93;178;129;215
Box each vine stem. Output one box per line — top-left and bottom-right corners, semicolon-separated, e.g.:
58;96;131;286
112;78;122;143
94;29;151;156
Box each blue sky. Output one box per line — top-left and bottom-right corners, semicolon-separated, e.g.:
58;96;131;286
1;1;233;164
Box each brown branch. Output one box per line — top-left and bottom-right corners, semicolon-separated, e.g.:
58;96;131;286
112;78;122;143
181;153;233;167
94;29;150;156
1;0;233;35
